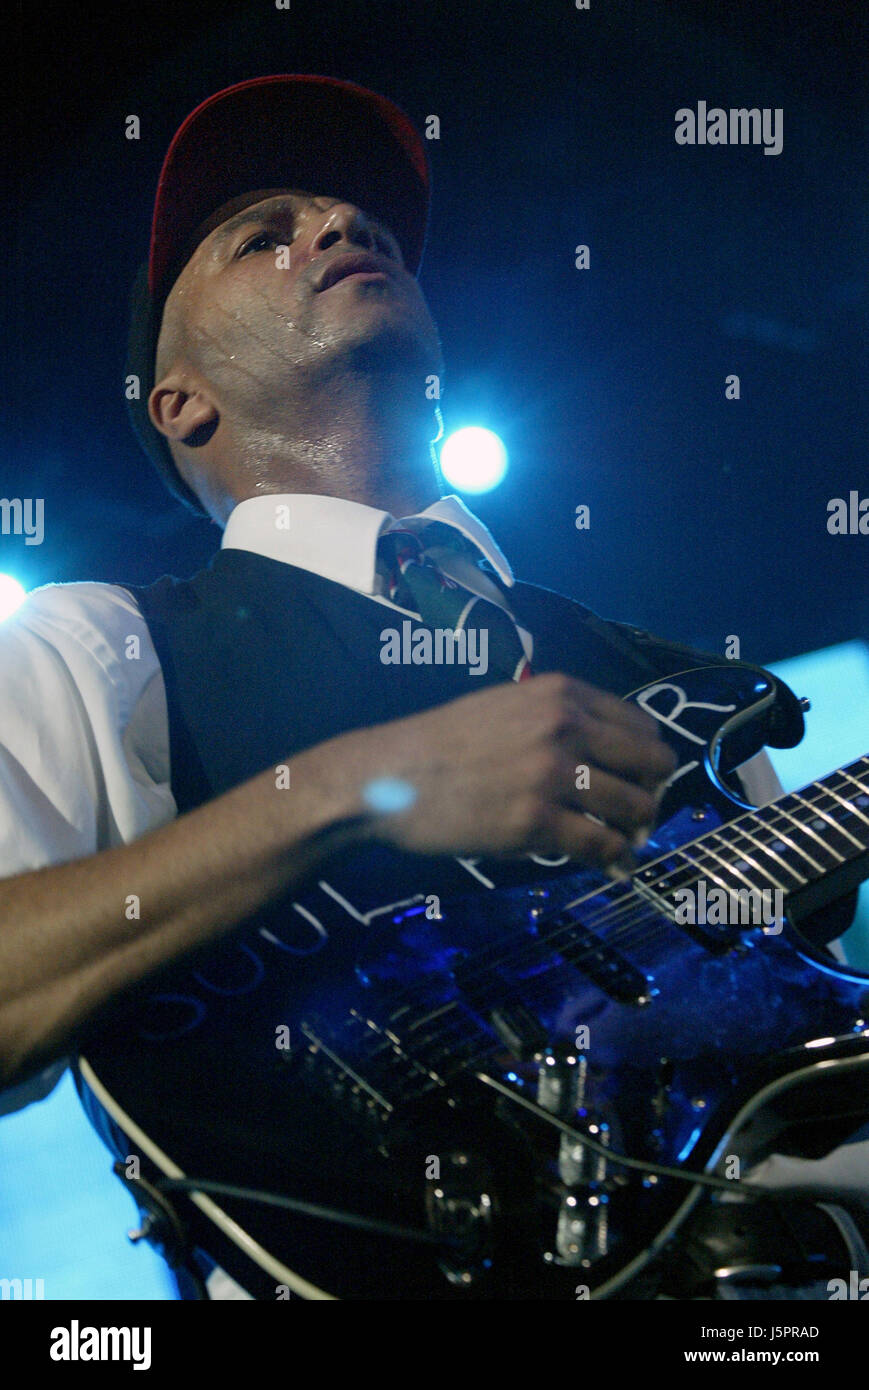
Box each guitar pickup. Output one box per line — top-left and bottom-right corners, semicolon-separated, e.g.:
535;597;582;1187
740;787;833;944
488;1003;550;1059
633;869;742;954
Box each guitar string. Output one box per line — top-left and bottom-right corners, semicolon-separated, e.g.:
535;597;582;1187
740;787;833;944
388;775;869;1074
472;767;865;983
410;776;869;1069
361;907;860;1086
365;769;869;1069
386;765;869;1018
356;768;869;1077
387;773;869;1089
337;770;869;1083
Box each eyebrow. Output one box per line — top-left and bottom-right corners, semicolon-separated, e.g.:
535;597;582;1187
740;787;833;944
210;197;316;248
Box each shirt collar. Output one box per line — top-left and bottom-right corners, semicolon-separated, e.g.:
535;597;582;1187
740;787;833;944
220;493;515;594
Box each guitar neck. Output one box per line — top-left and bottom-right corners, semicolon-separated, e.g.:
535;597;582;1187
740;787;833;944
641;754;869;911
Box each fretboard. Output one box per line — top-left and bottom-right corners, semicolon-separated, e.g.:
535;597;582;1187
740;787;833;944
637;754;869;903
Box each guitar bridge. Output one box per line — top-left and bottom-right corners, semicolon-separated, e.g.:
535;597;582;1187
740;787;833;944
297;1020;395;1116
291;1010;456;1127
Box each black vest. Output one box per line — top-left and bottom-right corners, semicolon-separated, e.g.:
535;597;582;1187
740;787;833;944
133;547;803;800
132;546;700;809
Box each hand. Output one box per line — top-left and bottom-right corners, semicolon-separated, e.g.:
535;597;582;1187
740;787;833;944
340;672;677;870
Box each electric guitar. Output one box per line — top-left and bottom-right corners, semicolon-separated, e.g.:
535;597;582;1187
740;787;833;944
76;664;869;1299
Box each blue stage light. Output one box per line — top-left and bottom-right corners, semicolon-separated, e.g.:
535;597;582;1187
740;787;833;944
0;574;27;622
439;427;508;494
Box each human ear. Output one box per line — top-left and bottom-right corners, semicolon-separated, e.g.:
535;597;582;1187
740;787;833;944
148;374;218;444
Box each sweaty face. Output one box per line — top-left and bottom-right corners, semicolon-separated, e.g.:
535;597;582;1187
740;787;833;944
160;189;444;425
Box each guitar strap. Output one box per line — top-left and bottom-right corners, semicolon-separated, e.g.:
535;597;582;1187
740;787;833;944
498;570;806;751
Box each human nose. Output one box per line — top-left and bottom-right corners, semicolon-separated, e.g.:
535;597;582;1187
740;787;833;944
310;202;400;262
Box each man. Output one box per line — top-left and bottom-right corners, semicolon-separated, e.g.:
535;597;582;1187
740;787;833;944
1;76;865;1300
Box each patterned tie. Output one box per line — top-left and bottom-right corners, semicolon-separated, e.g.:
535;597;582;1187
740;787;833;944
377;522;533;682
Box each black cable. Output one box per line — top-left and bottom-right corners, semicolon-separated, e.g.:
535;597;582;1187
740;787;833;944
156;1176;462;1248
154;1092;857;1260
475;1070;824;1199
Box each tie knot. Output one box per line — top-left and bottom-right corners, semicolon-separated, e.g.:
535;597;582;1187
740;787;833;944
376;523;533;682
380;520;482;574
377;527;424;573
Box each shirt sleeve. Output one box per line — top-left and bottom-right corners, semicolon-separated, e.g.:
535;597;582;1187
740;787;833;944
0;582;176;1111
734;749;784;807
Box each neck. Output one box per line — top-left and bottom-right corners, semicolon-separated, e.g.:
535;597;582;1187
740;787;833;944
216;368;442;522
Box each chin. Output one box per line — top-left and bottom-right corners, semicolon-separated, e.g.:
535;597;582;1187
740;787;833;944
344;321;440;377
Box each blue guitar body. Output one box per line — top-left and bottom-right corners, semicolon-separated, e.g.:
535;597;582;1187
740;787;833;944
77;665;869;1299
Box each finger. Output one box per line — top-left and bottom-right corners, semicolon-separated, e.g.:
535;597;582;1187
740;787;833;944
563;765;659;839
563;676;666;738
570;713;678;788
549;809;636;875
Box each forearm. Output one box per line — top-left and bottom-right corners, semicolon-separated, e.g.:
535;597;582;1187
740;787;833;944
0;740;368;1087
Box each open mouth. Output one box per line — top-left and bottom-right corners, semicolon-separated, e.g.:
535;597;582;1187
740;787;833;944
325;270;388;288
318;252;393;292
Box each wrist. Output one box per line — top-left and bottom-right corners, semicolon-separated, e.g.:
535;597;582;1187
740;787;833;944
279;731;379;851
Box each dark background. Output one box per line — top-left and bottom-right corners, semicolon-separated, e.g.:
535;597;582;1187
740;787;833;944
4;0;867;664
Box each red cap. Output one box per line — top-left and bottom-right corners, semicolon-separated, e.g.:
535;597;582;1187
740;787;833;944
148;74;431;302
